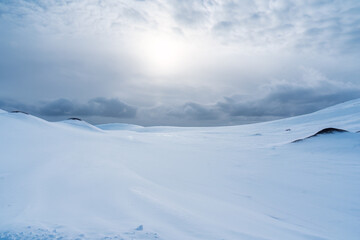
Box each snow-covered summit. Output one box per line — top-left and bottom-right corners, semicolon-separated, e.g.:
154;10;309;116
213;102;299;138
59;118;103;132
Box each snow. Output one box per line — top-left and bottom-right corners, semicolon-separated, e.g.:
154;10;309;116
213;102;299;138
97;123;143;131
59;119;103;132
0;99;360;240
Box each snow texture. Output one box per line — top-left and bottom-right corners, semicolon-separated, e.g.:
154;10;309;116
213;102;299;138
0;99;360;240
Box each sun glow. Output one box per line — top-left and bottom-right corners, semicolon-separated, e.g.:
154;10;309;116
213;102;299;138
137;33;190;75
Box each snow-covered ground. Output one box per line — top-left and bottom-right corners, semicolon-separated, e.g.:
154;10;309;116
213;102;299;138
0;99;360;240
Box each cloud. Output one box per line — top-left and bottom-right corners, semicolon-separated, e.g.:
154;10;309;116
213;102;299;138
139;67;360;125
1;1;360;126
168;102;220;120
5;0;359;54
0;98;37;113
1;79;360;126
0;98;137;119
205;0;360;54
215;68;360;118
38;99;75;116
169;1;210;27
217;87;360;118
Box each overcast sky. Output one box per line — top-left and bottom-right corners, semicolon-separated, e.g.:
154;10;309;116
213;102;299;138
1;0;360;126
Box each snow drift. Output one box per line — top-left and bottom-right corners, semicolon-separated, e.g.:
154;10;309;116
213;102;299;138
0;99;360;240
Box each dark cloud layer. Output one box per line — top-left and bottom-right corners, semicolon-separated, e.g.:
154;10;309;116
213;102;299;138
1;85;360;126
217;88;360;118
0;98;136;119
168;102;220;120
141;76;360;126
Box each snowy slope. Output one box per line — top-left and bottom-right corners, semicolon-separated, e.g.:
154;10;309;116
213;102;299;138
97;123;143;131
0;100;360;240
59;119;103;132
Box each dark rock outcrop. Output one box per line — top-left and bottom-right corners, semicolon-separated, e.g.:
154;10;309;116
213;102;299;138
67;117;82;121
11;110;29;115
293;128;348;143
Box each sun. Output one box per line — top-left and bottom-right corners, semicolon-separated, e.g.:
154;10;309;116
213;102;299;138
137;33;189;75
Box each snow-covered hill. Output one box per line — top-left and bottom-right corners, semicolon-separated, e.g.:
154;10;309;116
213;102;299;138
0;99;360;240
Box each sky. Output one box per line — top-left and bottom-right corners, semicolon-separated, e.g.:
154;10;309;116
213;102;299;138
0;0;360;126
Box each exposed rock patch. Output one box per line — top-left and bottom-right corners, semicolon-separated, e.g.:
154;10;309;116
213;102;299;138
67;117;82;121
293;128;348;143
11;110;29;115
